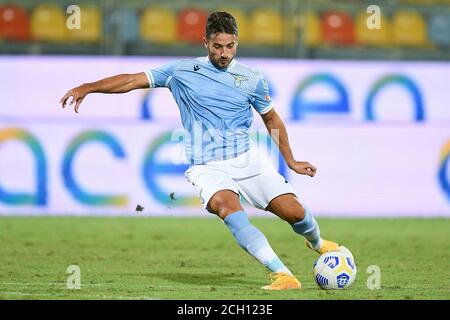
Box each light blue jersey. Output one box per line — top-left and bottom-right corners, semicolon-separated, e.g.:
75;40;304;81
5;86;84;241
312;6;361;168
146;57;273;164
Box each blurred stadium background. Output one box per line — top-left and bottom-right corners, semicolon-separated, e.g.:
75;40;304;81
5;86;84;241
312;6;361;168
1;0;450;58
0;0;449;301
1;0;449;217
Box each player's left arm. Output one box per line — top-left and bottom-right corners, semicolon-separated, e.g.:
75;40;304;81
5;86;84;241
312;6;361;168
260;108;317;177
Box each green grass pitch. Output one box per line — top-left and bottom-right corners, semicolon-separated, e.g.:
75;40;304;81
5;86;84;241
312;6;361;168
0;216;449;300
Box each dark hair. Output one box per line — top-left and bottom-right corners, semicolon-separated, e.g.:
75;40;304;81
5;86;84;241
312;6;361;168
205;11;238;39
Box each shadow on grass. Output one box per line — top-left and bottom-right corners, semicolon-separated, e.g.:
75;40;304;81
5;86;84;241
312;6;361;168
151;272;261;287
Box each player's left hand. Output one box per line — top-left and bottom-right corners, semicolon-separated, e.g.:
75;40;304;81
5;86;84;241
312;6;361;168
288;161;317;177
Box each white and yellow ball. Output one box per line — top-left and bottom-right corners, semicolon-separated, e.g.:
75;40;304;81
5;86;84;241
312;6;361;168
313;246;357;289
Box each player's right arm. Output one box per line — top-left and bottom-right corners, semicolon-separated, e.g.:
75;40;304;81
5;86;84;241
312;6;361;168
60;72;149;113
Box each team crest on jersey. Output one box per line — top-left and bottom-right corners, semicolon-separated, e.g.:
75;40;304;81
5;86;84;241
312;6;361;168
231;74;248;87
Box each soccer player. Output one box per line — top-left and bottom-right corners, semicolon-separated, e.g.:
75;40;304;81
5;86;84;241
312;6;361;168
60;12;339;290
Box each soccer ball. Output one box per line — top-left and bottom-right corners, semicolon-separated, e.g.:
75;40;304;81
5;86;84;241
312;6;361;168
313;246;357;290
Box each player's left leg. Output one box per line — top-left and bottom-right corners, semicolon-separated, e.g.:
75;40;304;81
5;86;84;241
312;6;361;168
232;159;338;254
266;194;339;254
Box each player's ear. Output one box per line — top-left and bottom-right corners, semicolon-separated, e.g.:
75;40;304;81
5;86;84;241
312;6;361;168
203;36;208;48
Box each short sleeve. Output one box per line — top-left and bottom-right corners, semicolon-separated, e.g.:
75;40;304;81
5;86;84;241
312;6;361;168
145;60;181;88
250;72;273;114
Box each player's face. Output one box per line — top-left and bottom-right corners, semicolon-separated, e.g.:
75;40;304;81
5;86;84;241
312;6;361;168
204;32;238;69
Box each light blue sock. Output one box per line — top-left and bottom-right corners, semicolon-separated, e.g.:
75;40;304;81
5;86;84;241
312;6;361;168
291;205;323;250
224;211;292;275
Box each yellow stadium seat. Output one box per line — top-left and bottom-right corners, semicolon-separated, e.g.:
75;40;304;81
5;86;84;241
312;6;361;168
249;8;283;45
68;5;102;43
140;6;177;44
300;11;321;47
218;7;249;42
392;11;428;47
355;10;391;47
284;14;300;47
30;4;68;42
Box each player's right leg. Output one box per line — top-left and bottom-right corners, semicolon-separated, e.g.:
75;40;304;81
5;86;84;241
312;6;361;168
207;190;300;290
186;164;299;289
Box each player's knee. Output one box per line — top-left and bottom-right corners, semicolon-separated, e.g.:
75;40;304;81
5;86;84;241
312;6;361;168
207;195;242;219
286;204;306;224
218;204;243;219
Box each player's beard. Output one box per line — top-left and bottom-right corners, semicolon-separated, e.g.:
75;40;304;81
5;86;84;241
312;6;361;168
211;55;234;69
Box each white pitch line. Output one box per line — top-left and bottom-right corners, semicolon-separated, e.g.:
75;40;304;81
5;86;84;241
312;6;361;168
0;282;103;287
0;282;246;290
0;291;161;300
2;282;103;287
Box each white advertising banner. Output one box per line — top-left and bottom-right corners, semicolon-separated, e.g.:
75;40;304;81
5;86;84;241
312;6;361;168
1;57;450;123
0;121;448;216
0;56;449;216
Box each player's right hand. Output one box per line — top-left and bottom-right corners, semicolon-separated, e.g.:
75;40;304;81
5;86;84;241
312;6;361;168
60;84;90;113
288;161;317;177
